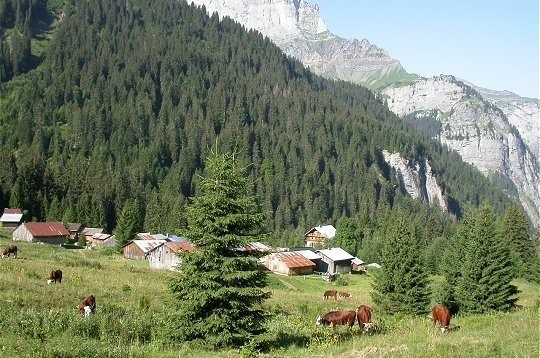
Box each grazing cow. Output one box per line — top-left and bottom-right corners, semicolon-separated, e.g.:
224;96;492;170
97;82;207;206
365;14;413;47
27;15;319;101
430;305;451;333
322;290;337;300
338;291;352;299
2;245;18;258
316;310;356;331
47;269;62;284
78;295;96;316
356;305;374;332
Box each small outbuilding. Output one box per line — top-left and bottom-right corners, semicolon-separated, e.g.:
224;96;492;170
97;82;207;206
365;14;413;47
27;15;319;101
304;225;336;248
262;251;316;276
351;257;367;273
12;222;69;245
122;239;167;260
148;241;194;270
0;208;23;230
316;247;354;274
88;233;116;247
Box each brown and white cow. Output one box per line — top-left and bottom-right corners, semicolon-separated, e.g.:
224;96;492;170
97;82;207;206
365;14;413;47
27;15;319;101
356;305;374;332
47;269;62;284
2;245;18;258
322;290;337;300
338;291;352;299
429;305;451;333
316;310;356;331
78;295;96;316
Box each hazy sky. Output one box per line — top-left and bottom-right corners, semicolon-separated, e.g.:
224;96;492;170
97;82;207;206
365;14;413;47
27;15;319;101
313;0;539;99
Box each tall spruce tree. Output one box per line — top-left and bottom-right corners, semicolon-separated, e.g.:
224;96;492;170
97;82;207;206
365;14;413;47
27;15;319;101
456;203;518;313
371;209;431;315
114;199;142;252
168;147;268;349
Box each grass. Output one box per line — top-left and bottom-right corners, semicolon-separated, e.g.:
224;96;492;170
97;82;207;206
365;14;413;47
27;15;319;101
0;231;538;357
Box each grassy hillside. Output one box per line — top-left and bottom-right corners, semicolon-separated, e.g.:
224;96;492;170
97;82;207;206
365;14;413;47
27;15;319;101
0;231;537;357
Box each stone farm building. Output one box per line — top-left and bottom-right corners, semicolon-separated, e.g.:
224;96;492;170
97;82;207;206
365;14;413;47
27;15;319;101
148;241;194;270
12;222;69;245
123;239;167;260
262;251;316;276
317;247;354;274
304;225;336;247
0;208;23;230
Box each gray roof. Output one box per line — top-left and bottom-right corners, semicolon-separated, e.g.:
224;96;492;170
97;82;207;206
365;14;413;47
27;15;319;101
296;250;322;260
317;247;354;262
131;240;167;253
352;257;365;265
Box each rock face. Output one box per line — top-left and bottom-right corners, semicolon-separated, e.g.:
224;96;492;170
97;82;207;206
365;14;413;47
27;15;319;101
383;150;447;211
190;0;540;222
383;76;540;222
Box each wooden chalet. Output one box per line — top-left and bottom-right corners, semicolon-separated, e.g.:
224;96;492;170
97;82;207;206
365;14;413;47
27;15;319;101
316;247;354;274
262;251;316;276
0;208;23;231
304;225;336;248
12;222;69;245
148;241;194;270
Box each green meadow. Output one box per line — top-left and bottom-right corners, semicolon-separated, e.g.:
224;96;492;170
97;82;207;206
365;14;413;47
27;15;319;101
0;232;537;357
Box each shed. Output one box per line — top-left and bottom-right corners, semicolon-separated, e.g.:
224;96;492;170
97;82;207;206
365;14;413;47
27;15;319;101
262;251;316;276
89;233;116;247
351;257;367;272
148;241;194;270
122;239;167;260
12;222;69;245
82;227;104;242
304;225;336;247
316;247;354;274
67;223;83;239
0;208;23;231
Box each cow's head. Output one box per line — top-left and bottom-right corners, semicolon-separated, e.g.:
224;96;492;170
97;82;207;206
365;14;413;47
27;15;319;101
440;326;448;333
315;315;322;326
83;306;92;317
363;322;374;332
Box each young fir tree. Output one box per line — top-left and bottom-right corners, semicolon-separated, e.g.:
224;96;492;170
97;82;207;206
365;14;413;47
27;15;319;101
500;204;539;282
114;199;142;252
371;210;431;315
168;147;268;349
456;203;518;313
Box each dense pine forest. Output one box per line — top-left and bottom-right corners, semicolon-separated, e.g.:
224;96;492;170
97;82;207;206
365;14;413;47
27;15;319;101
0;0;519;250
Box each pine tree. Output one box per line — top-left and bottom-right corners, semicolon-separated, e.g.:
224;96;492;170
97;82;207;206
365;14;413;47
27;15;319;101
456;203;518;313
114;199;142;252
168;147;268;349
371;209;431;315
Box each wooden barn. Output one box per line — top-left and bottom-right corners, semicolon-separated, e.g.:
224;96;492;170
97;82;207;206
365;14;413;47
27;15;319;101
88;233;116;247
316;247;354;274
122;239;167;260
304;225;336;248
262;251;316;276
148;241;194;270
0;208;23;230
12;222;69;245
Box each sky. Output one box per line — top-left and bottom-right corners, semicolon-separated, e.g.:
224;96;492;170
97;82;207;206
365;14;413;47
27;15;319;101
313;0;539;99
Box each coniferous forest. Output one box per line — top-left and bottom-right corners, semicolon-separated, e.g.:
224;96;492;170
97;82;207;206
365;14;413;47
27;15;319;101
0;0;525;249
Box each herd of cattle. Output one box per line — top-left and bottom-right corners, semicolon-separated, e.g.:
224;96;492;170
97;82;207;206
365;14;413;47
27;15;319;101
3;245;96;317
3;244;452;332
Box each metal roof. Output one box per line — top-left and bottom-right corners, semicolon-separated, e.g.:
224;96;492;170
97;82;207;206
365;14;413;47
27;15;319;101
317;247;354;262
303;225;336;239
131;240;167;253
0;213;23;223
82;227;104;236
277;252;316;269
352;257;365;265
164;241;194;253
67;223;82;232
167;235;187;243
23;222;69;237
3;208;22;214
91;233;112;241
296;250;322;260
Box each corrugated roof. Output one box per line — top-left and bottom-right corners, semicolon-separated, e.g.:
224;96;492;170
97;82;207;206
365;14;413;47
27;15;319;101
317;247;354;262
164;241;194;253
92;233;112;241
0;213;23;223
296;250;322;260
278;252;316;269
82;227;104;236
167;235;187;243
3;208;22;214
303;225;336;239
131;240;167;253
24;222;69;237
